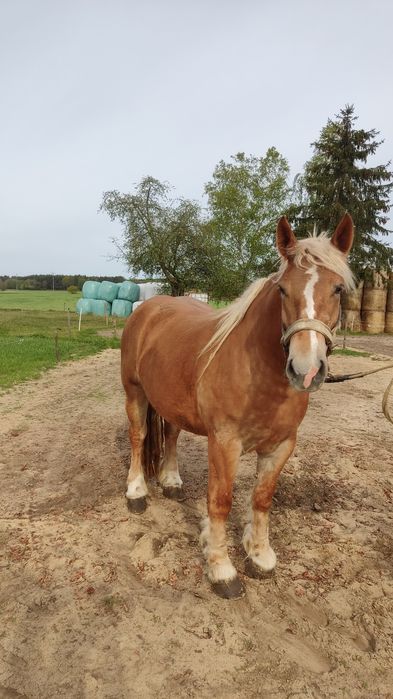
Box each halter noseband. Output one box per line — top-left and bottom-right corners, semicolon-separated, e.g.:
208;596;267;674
281;319;335;353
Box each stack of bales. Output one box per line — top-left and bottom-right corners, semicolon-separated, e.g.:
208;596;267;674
76;280;141;318
361;272;388;334
340;281;363;332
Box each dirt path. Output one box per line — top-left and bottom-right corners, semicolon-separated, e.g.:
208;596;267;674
1;349;393;698
335;334;393;357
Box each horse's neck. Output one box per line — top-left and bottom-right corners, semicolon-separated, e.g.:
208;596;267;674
235;278;286;376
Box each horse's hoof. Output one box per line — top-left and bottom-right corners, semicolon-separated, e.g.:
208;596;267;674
211;576;245;600
244;557;276;580
127;496;147;514
162;486;186;502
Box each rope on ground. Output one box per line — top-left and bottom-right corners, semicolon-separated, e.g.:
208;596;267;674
326;361;393;426
382;376;393;425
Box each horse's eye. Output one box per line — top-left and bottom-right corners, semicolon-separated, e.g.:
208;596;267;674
334;284;344;295
278;285;287;297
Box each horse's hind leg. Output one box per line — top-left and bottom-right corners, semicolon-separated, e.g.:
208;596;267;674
124;383;149;514
243;436;295;577
200;433;244;599
159;422;185;501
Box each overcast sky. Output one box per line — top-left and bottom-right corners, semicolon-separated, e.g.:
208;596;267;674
1;0;392;277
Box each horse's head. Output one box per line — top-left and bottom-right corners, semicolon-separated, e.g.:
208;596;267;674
275;214;354;393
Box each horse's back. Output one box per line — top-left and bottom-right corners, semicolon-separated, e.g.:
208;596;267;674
122;295;215;348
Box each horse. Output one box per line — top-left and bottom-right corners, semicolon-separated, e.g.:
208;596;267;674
120;213;354;598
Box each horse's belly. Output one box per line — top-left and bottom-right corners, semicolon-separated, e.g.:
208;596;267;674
138;353;206;436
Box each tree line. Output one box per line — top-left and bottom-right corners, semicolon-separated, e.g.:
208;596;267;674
102;105;393;299
0;275;126;292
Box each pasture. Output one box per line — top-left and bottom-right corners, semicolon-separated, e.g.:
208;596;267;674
0;291;125;390
0;289;81;312
1;344;393;697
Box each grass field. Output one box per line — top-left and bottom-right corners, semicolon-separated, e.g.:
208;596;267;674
0;289;81;311
0;296;125;390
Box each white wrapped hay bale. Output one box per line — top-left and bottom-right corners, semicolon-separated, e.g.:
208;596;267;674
132;301;143;311
138;282;160;301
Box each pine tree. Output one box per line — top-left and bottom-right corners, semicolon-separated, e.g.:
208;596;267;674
298;105;393;274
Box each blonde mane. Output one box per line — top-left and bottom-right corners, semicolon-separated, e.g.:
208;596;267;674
199;233;354;374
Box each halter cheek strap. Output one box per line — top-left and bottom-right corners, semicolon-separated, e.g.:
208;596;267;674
281;319;335;352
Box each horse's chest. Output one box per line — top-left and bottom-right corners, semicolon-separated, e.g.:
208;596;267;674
241;394;308;453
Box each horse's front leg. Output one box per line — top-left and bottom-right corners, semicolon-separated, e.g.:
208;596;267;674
243;436;296;577
200;434;244;599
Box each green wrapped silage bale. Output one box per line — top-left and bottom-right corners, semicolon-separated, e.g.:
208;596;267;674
112;299;133;317
91;299;111;316
118;281;140;303
98;280;119;303
76;298;94;314
82;280;101;298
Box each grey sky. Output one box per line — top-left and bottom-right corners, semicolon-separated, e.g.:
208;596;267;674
1;0;392;277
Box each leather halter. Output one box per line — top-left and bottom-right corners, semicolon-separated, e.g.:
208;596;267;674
281;319;335;353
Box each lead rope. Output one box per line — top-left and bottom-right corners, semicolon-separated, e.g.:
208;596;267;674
325;362;393;426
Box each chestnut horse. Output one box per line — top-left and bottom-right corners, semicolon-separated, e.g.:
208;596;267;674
121;214;354;598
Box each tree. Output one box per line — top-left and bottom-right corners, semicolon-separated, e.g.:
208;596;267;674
205;148;291;299
101;177;211;296
297;105;393;274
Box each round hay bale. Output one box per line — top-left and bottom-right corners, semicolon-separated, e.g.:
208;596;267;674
112;299;133;317
361;310;385;334
76;298;93;314
91;300;111;316
132;301;143;311
385;312;393;333
341;309;361;332
98;281;119;303
82;281;101;299
362;287;387;313
118;281;140;303
341;281;363;311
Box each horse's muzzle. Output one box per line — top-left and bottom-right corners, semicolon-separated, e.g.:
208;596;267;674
286;358;327;392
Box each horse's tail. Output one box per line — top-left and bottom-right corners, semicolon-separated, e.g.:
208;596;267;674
142;404;164;480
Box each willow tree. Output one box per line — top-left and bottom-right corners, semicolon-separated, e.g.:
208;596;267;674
101;177;210;296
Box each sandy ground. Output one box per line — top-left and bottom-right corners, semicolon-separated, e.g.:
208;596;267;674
1;342;393;699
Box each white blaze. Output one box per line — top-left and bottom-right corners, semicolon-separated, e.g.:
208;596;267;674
304;266;319;361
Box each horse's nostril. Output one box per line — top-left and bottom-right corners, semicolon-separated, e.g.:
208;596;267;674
287;359;296;378
318;360;327;377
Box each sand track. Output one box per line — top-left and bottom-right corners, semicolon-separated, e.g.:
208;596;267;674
1;347;393;698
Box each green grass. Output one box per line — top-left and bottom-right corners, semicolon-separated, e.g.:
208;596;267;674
332;347;370;357
0;307;125;391
0;290;81;311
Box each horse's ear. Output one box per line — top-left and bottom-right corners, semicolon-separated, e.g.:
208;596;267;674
276;216;297;258
331;213;354;256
